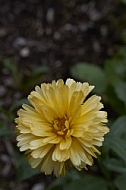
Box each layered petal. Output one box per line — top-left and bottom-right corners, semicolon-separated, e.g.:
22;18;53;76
15;78;109;177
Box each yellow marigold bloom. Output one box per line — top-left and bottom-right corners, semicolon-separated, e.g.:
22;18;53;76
15;78;109;177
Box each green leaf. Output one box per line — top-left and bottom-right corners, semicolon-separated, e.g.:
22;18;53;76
3;59;17;76
104;60;119;86
97;156;111;180
22;65;49;92
105;137;126;163
3;59;22;87
48;170;82;190
105;85;125;115
114;174;126;190
105;55;126;112
33;65;49;75
103;117;126;173
0;120;12;137
114;80;126;105
16;153;40;181
64;176;108;190
105;58;126;82
122;30;126;43
104;158;126;173
110;116;126;137
71;62;106;93
10;98;29;111
114;61;126;78
118;47;126;60
120;0;126;5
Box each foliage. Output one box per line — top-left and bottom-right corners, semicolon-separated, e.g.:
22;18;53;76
68;49;126;190
71;62;106;93
1;50;126;189
48;170;109;190
0;63;48;181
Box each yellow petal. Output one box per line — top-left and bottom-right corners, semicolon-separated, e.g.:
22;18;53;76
43;134;62;144
52;145;70;162
31;144;53;158
30;138;45;149
59;137;72;150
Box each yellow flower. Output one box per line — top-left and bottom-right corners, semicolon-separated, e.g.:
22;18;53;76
15;79;109;177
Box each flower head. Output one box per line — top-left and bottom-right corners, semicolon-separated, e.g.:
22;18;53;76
15;79;109;177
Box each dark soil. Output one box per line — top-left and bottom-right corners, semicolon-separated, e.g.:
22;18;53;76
0;0;125;79
0;0;126;189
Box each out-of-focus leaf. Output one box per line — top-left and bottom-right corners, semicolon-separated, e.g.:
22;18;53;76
48;174;108;190
114;174;126;190
118;47;126;60
120;0;126;4
105;58;126;113
48;170;82;190
104;158;126;173
103;117;126;174
105;137;126;163
3;59;22;87
23;74;45;91
10;98;29;111
23;65;49;91
71;62;106;93
0;107;14;121
64;176;108;190
114;62;126;78
3;59;17;75
110;116;126;137
105;59;126;83
97;155;111;180
104;60;119;86
48;177;64;190
33;65;49;75
122;30;126;43
114;81;126;104
0;120;12;137
105;85;125;115
16;154;40;181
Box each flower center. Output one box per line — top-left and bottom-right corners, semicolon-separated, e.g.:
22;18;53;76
53;117;74;137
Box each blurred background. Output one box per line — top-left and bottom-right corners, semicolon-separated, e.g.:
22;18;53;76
1;0;126;189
